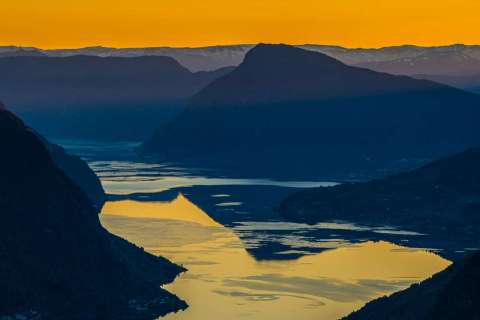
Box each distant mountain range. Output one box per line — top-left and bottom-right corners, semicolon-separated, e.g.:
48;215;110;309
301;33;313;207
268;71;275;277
353;48;480;93
355;49;480;76
0;44;253;72
2;43;479;92
0;103;186;318
141;44;480;179
1;43;479;141
0;55;231;140
343;251;480;320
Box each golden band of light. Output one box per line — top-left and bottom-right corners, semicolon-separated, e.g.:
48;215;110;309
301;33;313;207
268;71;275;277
2;0;480;48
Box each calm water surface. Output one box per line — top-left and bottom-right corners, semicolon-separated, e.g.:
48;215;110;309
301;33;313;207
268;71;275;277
60;141;450;320
100;196;449;320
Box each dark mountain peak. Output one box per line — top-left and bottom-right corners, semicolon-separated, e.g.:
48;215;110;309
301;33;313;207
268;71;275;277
190;44;448;107
142;45;480;179
81;45;112;49
244;43;344;68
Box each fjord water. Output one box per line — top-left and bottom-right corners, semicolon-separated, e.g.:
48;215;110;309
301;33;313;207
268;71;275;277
60;141;450;320
101;196;448;320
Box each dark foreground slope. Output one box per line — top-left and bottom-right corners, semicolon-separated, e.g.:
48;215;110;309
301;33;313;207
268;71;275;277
279;148;480;233
0;102;106;211
0;105;186;319
0;56;231;140
342;252;480;320
142;44;480;179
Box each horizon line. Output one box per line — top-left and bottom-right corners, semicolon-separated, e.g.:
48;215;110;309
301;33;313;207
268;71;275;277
1;42;480;51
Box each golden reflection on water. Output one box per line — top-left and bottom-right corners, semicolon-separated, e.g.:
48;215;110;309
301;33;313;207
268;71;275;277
100;194;451;320
102;194;221;227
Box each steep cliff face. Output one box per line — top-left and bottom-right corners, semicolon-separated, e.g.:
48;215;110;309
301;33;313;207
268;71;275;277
0;104;186;319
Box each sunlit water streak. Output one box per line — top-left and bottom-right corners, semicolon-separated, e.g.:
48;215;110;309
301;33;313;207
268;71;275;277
100;195;450;320
55;139;339;195
91;160;337;195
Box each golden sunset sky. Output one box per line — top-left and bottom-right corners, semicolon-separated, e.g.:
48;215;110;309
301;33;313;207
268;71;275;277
2;0;480;48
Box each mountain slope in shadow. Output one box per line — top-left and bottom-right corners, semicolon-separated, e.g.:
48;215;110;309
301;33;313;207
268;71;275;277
43;139;106;211
142;44;480;179
342;251;480;320
413;73;480;95
0;56;232;140
0;104;186;319
279;147;480;233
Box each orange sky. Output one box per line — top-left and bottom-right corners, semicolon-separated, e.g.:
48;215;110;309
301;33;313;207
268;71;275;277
2;0;480;49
